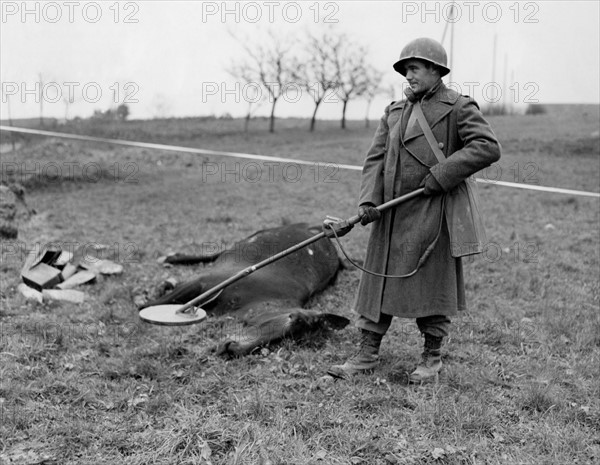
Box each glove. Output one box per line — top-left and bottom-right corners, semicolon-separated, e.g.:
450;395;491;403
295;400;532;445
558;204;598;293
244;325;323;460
323;216;354;237
358;203;381;226
420;173;444;196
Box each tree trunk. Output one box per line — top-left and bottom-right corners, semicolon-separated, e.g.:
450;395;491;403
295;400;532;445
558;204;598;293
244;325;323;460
365;98;372;128
341;99;348;129
244;100;256;133
269;98;278;133
309;100;322;132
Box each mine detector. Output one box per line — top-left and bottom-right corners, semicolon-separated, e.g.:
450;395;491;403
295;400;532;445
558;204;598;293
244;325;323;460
139;189;424;326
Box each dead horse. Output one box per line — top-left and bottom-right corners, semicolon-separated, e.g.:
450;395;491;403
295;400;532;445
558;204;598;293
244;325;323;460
139;223;350;356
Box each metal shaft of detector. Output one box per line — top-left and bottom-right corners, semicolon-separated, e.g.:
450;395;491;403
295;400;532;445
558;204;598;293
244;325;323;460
175;188;424;313
349;187;424;224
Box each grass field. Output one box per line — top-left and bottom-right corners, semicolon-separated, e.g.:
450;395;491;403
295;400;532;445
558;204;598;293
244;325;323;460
1;105;599;464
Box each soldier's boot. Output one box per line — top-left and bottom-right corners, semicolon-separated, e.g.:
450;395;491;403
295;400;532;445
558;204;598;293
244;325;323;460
327;329;384;379
409;334;443;383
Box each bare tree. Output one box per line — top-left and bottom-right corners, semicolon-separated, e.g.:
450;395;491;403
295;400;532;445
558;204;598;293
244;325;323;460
362;65;384;128
227;63;264;133
232;30;297;133
332;35;370;129
294;32;340;132
63;91;78;121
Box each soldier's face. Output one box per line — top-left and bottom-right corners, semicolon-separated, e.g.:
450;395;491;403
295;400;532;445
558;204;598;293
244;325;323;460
404;59;440;94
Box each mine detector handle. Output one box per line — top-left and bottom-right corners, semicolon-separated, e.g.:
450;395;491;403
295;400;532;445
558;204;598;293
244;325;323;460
326;187;426;234
176;188;425;314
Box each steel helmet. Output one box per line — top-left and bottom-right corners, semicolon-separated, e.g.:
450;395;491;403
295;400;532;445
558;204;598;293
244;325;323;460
393;38;450;77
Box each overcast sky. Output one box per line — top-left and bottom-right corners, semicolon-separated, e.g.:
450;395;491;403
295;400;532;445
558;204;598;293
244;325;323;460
1;1;599;120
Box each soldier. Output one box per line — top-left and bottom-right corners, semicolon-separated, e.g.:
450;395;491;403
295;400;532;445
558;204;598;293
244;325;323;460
328;38;501;382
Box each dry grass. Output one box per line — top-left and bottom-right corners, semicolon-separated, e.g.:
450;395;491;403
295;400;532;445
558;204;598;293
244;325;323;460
1;106;599;464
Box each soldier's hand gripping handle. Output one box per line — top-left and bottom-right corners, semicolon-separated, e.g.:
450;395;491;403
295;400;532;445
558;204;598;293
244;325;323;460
323;216;354;238
358;204;381;226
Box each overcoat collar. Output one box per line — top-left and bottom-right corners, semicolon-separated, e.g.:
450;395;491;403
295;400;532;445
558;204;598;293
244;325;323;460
399;83;458;144
388;80;457;110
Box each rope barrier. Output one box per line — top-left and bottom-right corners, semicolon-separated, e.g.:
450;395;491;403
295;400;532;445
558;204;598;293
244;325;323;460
1;125;598;198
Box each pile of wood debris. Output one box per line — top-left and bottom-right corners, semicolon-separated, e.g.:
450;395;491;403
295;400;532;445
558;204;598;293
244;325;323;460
18;244;123;304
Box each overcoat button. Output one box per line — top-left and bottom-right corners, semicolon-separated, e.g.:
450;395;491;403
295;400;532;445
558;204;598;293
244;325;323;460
438;142;444;149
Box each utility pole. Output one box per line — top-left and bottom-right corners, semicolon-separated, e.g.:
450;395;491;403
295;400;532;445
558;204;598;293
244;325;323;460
491;34;497;109
503;53;508;113
510;70;515;114
491;34;497;84
441;5;451;44
38;73;44;127
441;2;456;84
7;94;15;151
449;5;455;84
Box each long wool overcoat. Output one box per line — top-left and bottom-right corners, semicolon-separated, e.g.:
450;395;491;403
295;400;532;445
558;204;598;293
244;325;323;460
355;83;501;322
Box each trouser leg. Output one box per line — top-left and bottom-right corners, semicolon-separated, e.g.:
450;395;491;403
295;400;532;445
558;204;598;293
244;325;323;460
355;313;393;335
416;314;451;338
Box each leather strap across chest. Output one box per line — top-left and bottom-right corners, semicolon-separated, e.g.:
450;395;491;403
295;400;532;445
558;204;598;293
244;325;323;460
411;101;446;163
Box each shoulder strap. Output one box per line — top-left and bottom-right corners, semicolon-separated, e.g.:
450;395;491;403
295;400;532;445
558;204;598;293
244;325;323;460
412;101;445;164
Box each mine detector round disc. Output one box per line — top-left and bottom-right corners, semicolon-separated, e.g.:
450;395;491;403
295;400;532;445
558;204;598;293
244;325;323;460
139;305;207;326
